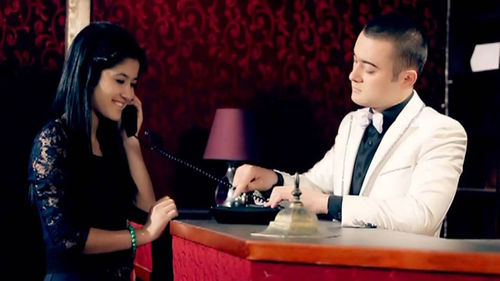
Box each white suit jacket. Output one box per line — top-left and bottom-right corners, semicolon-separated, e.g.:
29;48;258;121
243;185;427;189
279;92;467;236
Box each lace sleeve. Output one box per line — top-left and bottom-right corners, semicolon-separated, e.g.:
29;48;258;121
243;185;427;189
28;121;89;253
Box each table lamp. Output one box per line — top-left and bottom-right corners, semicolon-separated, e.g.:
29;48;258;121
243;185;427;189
203;108;257;206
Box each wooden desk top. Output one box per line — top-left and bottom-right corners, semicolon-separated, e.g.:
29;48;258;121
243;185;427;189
170;219;500;275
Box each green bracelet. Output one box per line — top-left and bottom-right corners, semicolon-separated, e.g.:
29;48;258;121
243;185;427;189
128;224;137;255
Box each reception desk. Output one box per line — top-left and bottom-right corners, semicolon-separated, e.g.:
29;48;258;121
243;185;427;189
170;219;500;280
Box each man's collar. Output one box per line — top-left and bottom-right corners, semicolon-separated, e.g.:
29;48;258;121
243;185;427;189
379;91;414;132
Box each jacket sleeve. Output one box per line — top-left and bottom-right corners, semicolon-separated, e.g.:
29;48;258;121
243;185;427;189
277;113;354;194
341;117;467;236
28;123;89;253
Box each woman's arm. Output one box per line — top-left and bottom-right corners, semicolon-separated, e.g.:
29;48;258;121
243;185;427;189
83;227;148;254
121;96;156;211
29;121;91;253
84;195;177;254
123;136;156;211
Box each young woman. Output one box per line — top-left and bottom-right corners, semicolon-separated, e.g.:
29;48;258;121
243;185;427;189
28;22;177;281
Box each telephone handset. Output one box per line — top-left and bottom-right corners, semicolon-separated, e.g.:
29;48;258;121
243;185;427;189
121;105;138;137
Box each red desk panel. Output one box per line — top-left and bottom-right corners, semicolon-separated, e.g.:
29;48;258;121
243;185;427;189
171;220;500;280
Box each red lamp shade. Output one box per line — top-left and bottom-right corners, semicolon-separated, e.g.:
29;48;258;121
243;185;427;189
203;108;257;162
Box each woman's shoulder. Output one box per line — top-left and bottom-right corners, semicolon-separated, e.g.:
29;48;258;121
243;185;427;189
33;117;70;150
29;118;71;181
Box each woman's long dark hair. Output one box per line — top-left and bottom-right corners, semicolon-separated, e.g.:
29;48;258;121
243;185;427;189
53;21;147;152
52;22;147;211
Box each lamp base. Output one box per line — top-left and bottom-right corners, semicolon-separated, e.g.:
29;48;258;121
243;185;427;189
215;162;250;207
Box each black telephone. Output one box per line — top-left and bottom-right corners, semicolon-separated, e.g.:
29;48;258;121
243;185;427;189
140;130;281;224
121;105;138;137
119;107;278;223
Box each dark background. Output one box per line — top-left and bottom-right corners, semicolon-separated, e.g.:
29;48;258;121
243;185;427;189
446;0;500;239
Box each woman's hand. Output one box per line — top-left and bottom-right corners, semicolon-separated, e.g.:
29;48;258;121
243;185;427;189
129;95;143;134
142;196;178;242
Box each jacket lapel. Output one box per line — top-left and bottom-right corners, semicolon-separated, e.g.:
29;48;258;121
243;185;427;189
359;91;426;195
340;110;370;195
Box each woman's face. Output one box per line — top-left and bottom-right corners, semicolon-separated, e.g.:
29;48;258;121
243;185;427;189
91;58;140;121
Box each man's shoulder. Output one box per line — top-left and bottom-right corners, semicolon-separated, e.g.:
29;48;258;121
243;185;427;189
339;110;358;126
418;107;466;136
420;107;464;127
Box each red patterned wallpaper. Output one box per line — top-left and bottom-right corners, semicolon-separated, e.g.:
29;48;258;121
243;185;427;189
0;0;66;71
1;1;66;279
0;0;447;210
91;0;447;206
1;0;66;200
88;0;447;207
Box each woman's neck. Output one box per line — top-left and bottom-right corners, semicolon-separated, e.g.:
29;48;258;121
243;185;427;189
91;111;102;156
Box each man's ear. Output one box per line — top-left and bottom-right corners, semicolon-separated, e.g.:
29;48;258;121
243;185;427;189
400;69;418;87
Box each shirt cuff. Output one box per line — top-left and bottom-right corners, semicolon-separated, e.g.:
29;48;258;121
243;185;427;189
260;171;283;199
327;195;343;221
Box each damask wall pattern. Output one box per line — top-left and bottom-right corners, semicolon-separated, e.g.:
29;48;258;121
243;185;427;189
0;0;66;71
1;0;66;195
1;1;66;279
92;0;446;200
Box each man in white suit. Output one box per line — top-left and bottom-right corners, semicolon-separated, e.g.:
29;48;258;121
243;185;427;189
232;13;467;236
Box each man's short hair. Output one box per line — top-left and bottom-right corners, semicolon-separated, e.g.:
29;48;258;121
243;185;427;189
363;13;428;79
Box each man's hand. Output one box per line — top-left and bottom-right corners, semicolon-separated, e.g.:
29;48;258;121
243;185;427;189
265;185;329;214
232;164;278;198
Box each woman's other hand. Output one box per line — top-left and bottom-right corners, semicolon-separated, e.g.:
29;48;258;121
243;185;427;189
141;196;178;242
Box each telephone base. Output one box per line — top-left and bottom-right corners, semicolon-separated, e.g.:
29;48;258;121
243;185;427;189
211;205;280;225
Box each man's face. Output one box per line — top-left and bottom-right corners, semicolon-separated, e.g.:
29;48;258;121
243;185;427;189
349;31;409;112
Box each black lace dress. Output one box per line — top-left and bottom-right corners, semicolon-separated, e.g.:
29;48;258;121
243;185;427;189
28;118;143;281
